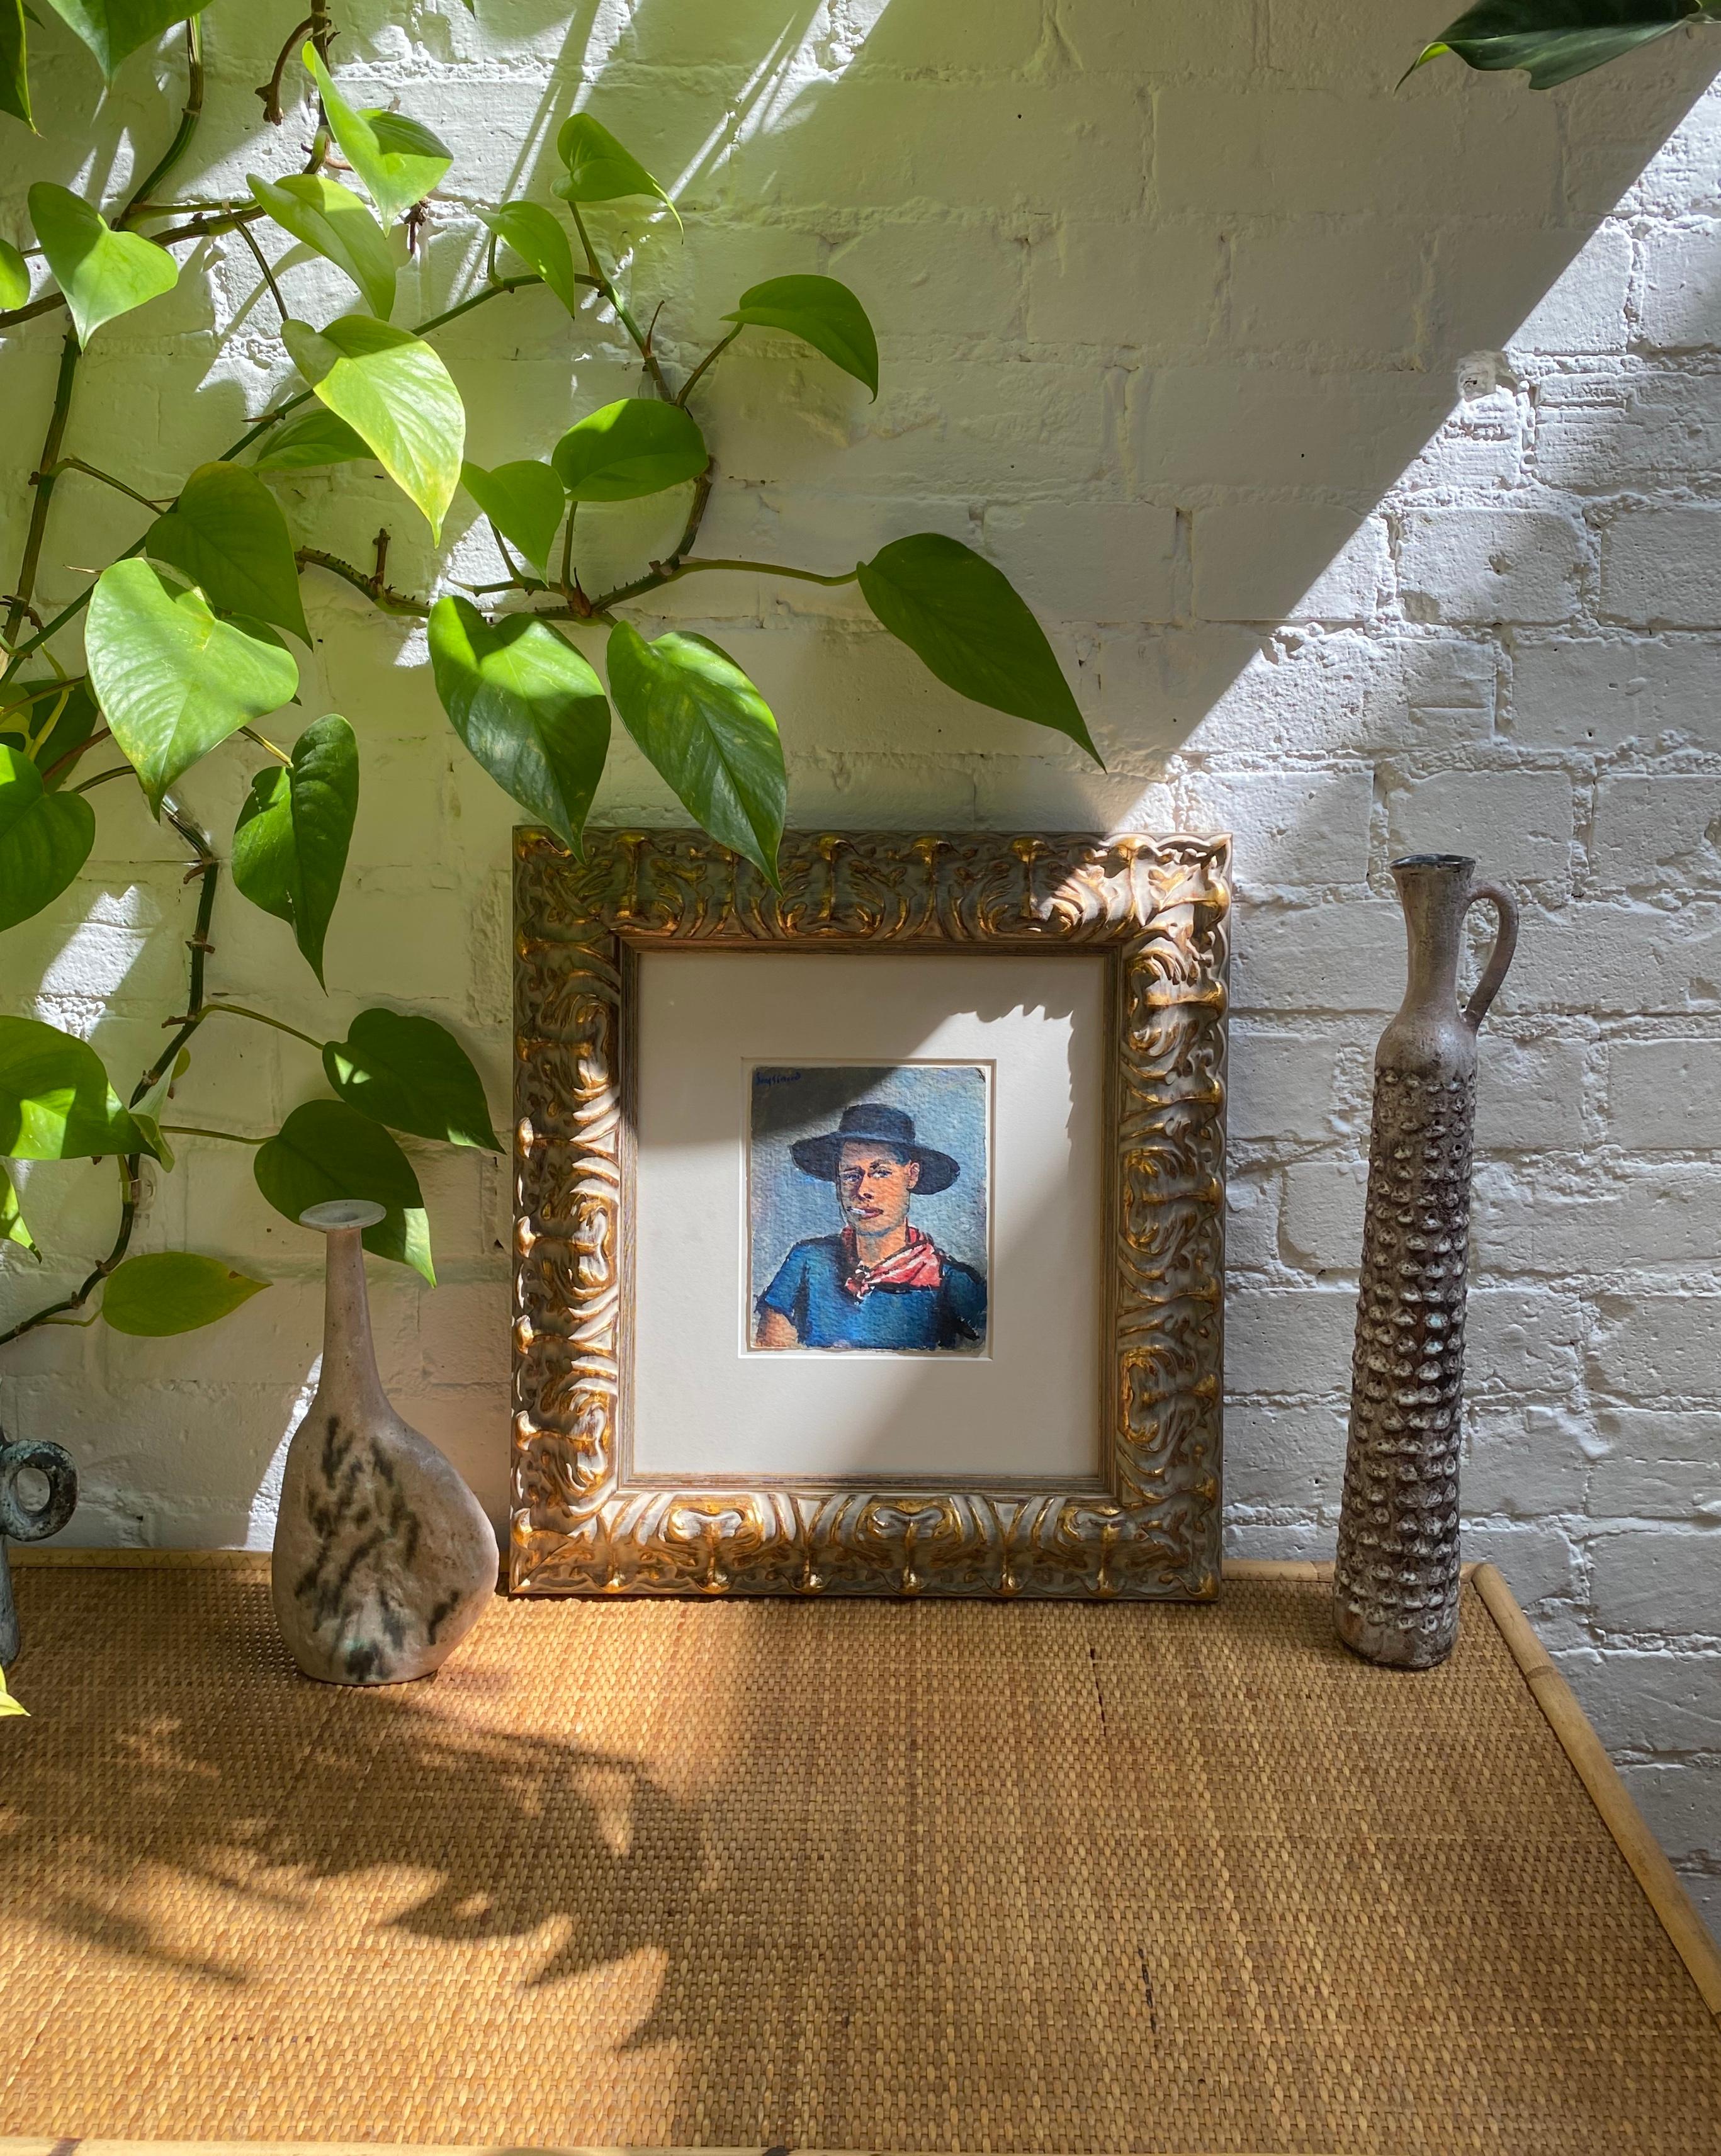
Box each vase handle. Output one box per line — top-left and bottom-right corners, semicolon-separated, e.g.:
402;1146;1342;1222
1462;879;1520;1033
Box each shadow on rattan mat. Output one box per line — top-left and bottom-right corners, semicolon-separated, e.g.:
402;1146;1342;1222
1;1567;1716;2154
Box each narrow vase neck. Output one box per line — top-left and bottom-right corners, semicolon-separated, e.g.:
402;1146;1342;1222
1395;862;1474;1020
320;1226;389;1416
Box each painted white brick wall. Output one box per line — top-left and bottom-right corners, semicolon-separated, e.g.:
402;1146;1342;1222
2;0;1720;1937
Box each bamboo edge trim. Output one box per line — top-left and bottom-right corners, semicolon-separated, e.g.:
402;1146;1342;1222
1470;1559;1721;2024
0;2146;1338;2156
0;2145;1302;2156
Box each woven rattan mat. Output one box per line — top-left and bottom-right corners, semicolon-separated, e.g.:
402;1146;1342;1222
1;1566;1716;2155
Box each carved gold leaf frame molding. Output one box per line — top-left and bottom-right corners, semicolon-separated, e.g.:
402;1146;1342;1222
512;828;1231;1600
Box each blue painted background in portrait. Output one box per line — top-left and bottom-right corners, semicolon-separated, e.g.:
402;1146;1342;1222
747;1064;990;1300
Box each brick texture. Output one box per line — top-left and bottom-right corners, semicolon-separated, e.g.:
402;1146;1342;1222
2;0;1719;1936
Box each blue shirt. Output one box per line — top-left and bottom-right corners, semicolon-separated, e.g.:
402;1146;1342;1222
759;1234;986;1352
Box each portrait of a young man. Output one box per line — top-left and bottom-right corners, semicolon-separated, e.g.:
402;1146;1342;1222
750;1071;989;1356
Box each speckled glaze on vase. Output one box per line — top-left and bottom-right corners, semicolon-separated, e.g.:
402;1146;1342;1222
273;1200;495;1686
1334;855;1520;1671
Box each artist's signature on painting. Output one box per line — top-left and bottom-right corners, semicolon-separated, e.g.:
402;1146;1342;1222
753;1068;802;1085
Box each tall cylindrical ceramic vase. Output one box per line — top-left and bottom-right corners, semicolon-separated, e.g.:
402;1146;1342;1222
273;1200;496;1685
1334;854;1520;1670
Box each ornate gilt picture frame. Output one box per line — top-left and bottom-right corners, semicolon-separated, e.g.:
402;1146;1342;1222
512;827;1231;1600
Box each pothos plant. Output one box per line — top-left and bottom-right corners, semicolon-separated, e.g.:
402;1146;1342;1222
0;2;1095;1350
1404;0;1721;87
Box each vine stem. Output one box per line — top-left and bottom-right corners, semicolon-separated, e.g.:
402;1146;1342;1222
677;326;740;406
40;458;170;514
2;21;206;655
158;1125;265;1146
234;218;289;325
2;278;539;680
0;801;219;1350
568;200;674;400
296;548;431;616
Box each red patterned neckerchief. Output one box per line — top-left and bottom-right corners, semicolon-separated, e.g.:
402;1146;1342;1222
840;1223;945;1299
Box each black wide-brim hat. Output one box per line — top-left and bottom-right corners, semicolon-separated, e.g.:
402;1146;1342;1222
789;1101;960;1195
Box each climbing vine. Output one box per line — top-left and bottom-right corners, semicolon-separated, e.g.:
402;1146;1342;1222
0;2;1093;1340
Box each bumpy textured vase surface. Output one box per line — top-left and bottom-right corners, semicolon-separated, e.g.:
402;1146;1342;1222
1333;855;1520;1670
0;1435;77;1666
273;1200;495;1686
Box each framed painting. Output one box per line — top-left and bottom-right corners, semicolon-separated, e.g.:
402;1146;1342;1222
512;827;1231;1600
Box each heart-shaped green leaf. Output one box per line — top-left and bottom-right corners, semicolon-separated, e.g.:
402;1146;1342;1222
1405;0;1693;87
86;559;299;813
283;313;465;539
477;202;580;314
428;596;609;855
323;1008;500;1153
28;180;178;345
0;234;28;305
460;458;565;580
0;744;94;932
1;1;30;132
0;1014;155;1161
247;171;395;322
1;1163;38;1258
232;714;358;986
606;622;784;883
102;1250;268;1335
725;274;879;398
252;406;372;472
857;533;1099;762
255;1098;432;1280
40;0;210;79
553;113;679;228
302;44;451;225
145;461;310;644
0;678;98;788
551;398;707;502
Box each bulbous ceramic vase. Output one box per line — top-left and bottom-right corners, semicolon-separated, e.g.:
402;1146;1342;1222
272;1200;495;1686
1333;854;1520;1671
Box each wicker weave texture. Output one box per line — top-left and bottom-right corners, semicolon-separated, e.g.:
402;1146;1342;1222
1;1569;1715;2154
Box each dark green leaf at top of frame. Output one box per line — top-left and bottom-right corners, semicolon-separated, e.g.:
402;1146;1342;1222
856;532;1100;764
1404;0;1700;87
323;1007;500;1153
724;274;879;398
254;1098;433;1281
